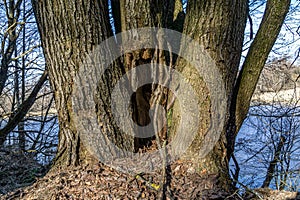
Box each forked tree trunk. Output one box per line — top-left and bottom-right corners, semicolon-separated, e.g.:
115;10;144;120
32;0;291;196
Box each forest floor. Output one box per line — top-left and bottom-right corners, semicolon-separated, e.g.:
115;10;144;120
1;150;299;200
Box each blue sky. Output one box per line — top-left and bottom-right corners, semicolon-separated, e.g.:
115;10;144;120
242;0;300;64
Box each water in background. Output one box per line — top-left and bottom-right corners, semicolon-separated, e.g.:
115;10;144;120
0;115;59;165
232;105;300;192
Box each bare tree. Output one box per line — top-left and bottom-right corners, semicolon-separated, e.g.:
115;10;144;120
0;0;57;163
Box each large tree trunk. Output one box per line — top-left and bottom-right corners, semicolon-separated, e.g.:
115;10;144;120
32;0;291;197
173;0;289;192
170;0;248;191
31;0;137;166
31;0;180;167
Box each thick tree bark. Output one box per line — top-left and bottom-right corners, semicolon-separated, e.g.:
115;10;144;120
31;0;136;166
31;0;291;196
31;0;180;167
118;0;184;148
170;0;248;191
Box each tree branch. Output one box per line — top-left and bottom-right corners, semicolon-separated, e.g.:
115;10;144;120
0;70;48;146
234;0;291;132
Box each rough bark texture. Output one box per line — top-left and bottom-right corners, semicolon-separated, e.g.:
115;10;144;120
31;0;133;166
170;0;248;191
31;0;184;166
31;0;292;197
120;0;157;134
118;0;184;148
